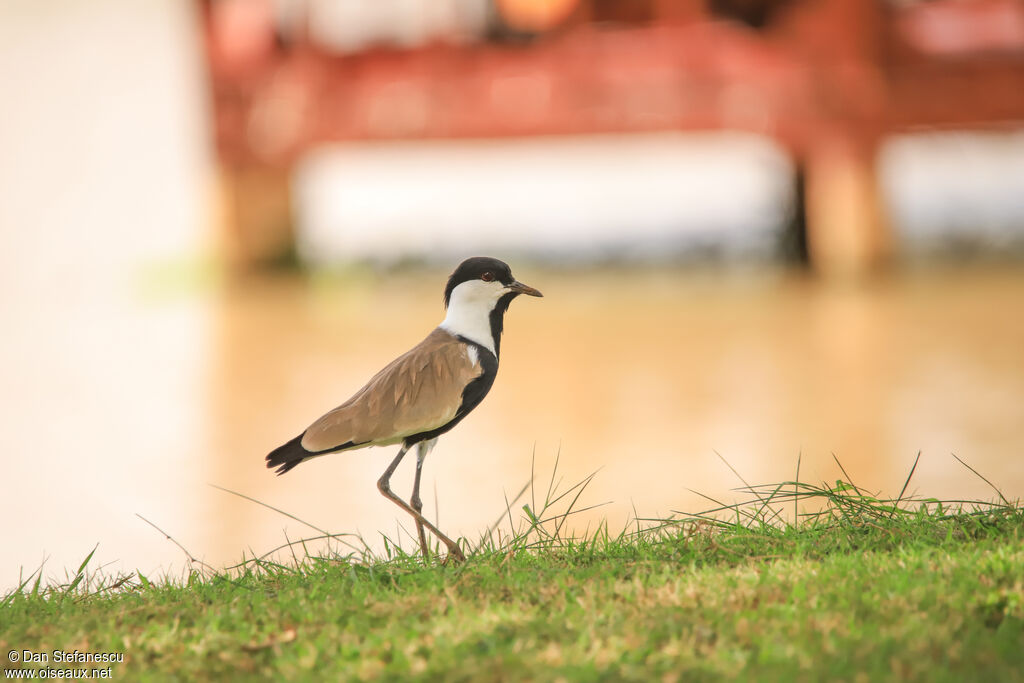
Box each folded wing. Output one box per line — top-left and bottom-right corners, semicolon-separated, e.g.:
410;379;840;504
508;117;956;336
300;328;481;452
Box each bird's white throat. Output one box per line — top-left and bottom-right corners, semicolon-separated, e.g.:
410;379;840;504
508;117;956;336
439;279;506;356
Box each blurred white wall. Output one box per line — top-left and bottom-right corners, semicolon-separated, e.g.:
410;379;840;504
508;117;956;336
294;133;795;265
0;0;210;296
294;129;1024;266
881;131;1024;253
0;1;213;582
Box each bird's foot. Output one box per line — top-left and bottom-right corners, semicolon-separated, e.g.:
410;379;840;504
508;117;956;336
441;542;466;565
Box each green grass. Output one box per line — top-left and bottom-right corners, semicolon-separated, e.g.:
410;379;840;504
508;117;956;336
2;456;1023;681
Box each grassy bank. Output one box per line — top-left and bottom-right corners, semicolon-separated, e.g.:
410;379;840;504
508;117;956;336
2;465;1023;681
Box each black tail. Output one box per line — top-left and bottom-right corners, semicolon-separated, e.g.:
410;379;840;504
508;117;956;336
266;434;312;475
266;433;361;475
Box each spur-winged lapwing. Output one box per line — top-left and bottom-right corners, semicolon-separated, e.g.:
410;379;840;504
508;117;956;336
266;257;542;562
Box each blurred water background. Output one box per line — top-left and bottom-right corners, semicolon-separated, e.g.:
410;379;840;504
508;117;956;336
1;0;1023;587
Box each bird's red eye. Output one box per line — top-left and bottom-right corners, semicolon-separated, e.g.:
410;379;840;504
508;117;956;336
481;272;494;282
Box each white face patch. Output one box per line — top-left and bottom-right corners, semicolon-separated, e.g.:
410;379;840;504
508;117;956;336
440;279;507;355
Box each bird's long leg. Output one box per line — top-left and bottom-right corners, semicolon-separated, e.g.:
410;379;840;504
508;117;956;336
377;444;465;563
410;439;436;559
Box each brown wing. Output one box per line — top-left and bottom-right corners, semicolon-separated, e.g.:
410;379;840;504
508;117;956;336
300;328;481;452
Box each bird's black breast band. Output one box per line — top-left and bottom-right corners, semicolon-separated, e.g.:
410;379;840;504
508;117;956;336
403;339;498;447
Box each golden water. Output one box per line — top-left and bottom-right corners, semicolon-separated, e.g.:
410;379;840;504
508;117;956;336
3;264;1023;585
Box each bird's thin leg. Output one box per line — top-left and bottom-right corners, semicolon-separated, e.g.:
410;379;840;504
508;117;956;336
410;439;436;559
377;444;465;563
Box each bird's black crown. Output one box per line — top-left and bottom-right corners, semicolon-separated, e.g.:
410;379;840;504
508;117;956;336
443;257;515;307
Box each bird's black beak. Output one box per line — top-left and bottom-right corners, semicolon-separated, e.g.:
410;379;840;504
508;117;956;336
508;280;543;298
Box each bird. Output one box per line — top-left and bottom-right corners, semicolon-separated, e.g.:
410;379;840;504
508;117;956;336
266;256;543;562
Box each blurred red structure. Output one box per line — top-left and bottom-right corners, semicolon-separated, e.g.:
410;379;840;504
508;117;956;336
200;0;1024;274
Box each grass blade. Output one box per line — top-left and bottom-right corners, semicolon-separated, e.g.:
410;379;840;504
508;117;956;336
951;453;1011;506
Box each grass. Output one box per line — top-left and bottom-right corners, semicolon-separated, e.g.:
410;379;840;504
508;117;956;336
2;455;1023;681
